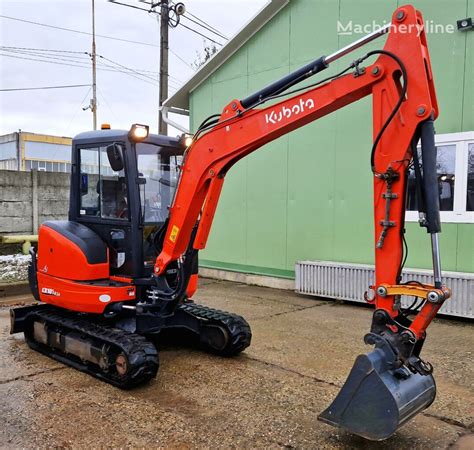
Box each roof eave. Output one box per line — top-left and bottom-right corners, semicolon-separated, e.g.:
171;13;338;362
163;0;290;112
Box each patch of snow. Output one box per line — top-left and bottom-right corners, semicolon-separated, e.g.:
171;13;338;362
0;254;30;263
0;254;30;282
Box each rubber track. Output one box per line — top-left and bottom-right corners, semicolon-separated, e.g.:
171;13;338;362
177;303;252;356
24;308;158;389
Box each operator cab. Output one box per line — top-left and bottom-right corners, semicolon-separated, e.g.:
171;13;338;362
69;124;186;278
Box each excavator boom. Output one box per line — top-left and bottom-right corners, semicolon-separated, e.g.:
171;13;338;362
154;5;449;440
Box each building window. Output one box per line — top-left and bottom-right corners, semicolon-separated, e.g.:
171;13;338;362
24;159;70;172
406;132;474;224
467;144;474;212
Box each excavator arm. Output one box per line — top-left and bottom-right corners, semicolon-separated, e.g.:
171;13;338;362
154;5;450;440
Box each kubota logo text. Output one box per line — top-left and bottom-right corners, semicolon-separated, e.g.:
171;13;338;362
265;98;315;125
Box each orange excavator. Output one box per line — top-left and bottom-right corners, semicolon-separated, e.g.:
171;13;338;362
11;5;450;441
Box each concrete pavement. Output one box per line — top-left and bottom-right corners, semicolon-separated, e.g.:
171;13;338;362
0;279;472;448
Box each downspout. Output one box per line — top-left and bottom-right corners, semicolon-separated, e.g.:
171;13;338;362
16;131;20;171
160;106;190;134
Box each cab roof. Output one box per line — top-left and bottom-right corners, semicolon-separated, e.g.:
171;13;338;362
73;129;181;148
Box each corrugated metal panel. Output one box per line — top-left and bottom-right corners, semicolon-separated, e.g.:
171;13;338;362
295;260;473;319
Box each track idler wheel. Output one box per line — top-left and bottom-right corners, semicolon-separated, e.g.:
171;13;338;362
175;303;252;356
199;324;229;353
318;334;436;440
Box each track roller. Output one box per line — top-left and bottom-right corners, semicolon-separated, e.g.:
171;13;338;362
23;308;159;389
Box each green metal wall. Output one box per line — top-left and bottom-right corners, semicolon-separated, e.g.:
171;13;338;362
190;0;474;278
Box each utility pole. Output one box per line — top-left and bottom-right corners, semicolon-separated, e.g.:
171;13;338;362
109;0;187;134
158;0;169;135
91;0;97;130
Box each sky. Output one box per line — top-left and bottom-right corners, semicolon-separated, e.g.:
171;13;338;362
0;0;267;137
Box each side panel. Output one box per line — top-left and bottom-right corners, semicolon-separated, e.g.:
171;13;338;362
37;272;135;314
286;0;340;267
200;77;249;266
462;0;474;132
246;67;290;270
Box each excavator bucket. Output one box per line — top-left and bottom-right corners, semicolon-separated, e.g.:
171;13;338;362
318;337;436;441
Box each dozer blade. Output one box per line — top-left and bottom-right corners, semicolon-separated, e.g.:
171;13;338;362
318;336;436;441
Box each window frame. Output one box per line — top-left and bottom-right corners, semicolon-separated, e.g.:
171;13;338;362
406;131;474;224
78;144;130;222
135;143;183;225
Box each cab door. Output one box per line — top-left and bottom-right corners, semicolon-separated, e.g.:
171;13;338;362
73;143;137;277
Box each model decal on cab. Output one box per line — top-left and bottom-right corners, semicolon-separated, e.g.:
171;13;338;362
41;287;61;297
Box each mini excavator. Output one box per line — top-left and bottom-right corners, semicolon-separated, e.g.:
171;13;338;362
10;5;451;441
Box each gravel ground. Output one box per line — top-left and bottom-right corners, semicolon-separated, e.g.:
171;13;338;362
0;279;472;448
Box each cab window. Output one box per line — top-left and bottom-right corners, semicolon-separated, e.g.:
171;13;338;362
79;145;128;220
136;143;181;223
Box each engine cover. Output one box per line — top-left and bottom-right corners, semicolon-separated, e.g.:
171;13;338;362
37;221;109;281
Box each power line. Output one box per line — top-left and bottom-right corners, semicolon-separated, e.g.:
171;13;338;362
0;51;113;73
143;5;194;73
1;48;91;64
0;51;160;86
66;86;93;131
95;56;159;86
0;14;194;74
0;84;91;92
107;1;204;81
0;45;165;77
171;2;228;39
176;21;224;46
0;12;191;97
0;15;192;78
98;54;158;83
168;80;180;90
180;13;228;41
184;12;225;38
0;55;159;88
168;73;183;83
108;2;224;45
0;14;160;48
97;87;120;122
108;0;152;13
96;60;158;84
157;0;229;40
0;45;87;54
0;51;102;70
169;47;196;71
